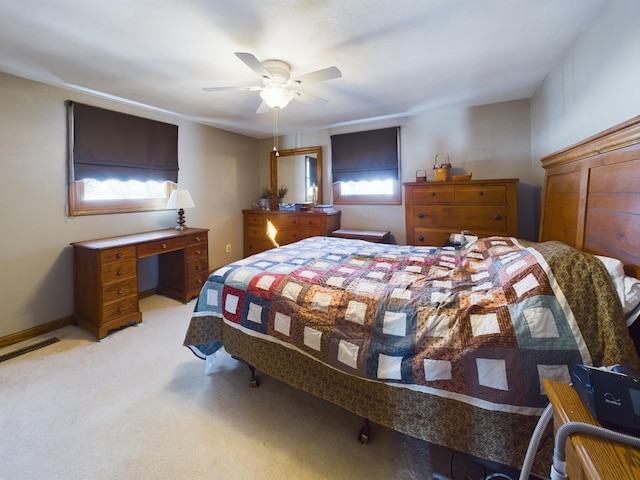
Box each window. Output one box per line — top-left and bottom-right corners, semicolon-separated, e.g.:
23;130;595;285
331;126;401;205
67;101;179;216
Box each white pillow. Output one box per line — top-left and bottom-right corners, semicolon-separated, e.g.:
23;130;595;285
596;255;640;326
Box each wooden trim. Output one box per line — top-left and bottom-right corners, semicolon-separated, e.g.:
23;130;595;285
541;115;640;169
332;181;402;205
270;146;323;209
0;316;74;349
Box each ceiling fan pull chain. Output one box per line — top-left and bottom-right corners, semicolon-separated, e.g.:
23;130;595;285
273;108;280;157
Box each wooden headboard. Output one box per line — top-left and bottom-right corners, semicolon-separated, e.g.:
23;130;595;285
540;116;640;356
539;115;640;279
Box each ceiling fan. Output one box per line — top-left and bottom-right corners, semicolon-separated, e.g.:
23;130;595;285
203;52;342;113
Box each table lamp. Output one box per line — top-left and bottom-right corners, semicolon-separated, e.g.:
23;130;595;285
166;189;195;230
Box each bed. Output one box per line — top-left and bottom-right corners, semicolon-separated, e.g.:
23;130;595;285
183;116;640;477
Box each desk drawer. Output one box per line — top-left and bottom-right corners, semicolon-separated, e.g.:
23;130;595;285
102;296;139;321
102;277;137;304
186;243;208;261
138;237;185;257
100;259;137;284
188;259;209;276
99;246;136;265
186;232;208;246
188;272;208;292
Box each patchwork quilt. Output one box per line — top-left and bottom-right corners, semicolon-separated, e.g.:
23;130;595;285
188;236;594;414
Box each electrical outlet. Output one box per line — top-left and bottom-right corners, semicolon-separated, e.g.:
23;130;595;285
225;243;232;253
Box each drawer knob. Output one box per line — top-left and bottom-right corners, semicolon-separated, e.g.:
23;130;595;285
478;191;484;196
195;249;201;255
431;192;436;196
195;265;201;271
418;235;424;242
494;214;502;220
117;288;124;295
196;279;202;285
116;252;123;259
417;212;425;219
162;243;167;249
195;236;201;242
116;269;123;276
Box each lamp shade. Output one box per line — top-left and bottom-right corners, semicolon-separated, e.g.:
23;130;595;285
260;85;294;110
166;189;195;210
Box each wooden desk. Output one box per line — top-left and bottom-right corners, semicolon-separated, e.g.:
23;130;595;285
71;228;209;340
542;378;640;479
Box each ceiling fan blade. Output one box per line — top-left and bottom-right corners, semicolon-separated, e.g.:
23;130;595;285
202;85;262;92
291;90;329;104
235;52;271;79
256;101;271;114
291;66;342;86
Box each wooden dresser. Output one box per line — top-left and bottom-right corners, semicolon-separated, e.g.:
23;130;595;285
243;209;341;256
71;228;209;340
404;178;518;246
542;379;640;479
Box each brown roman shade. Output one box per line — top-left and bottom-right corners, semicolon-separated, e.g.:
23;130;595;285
70;101;179;183
331;126;400;183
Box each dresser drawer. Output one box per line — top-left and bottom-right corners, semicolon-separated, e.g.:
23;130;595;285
454;185;506;203
100;258;137;284
413;229;451;247
412;205;508;231
272;216;302;228
186;243;208;261
102;296;139;321
245;213;268;226
296;216;322;229
411;186;455;203
137;237;185;257
276;228;306;244
102;277;138;304
246;224;268;240
99;246;137;265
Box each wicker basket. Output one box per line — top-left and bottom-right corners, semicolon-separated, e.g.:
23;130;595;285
433;153;451;181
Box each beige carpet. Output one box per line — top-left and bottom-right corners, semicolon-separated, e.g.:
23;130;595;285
0;295;512;480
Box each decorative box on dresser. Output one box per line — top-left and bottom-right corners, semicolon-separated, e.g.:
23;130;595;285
71;228;209;340
404;178;518;246
243;209;341;256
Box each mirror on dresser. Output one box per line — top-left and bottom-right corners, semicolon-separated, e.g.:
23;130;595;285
270;146;322;209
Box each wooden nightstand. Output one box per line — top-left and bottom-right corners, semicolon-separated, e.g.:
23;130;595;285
542;378;640;479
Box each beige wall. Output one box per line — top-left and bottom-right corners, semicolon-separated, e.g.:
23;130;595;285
531;1;640;170
0;72;259;338
259;99;534;244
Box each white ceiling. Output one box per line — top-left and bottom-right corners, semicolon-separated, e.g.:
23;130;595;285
0;0;606;138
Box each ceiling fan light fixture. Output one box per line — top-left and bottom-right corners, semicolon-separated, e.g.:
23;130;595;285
260;85;294;110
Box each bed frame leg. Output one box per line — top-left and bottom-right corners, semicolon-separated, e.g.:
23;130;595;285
231;356;261;388
247;364;260;388
358;418;371;444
